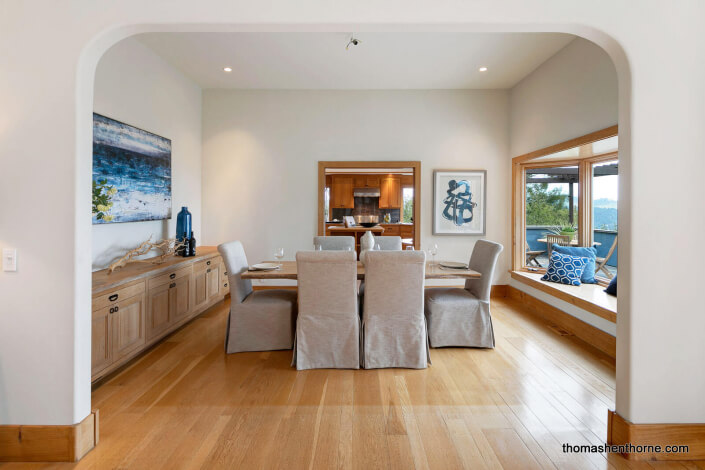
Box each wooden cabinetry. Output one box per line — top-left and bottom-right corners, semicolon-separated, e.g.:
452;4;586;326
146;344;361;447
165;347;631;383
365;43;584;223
353;175;380;188
400;225;414;238
379;176;401;208
91;247;226;383
380;224;401;236
330;175;354;208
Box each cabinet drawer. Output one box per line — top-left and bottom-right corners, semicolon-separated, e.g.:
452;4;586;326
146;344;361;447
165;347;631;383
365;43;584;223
381;225;401;236
400;225;414;237
193;256;218;273
148;266;192;290
93;280;145;312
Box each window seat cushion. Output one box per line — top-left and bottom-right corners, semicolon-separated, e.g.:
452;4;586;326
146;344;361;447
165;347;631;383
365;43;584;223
552;244;598;284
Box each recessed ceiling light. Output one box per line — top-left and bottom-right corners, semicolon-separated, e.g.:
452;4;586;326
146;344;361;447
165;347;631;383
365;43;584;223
223;67;233;72
479;67;488;72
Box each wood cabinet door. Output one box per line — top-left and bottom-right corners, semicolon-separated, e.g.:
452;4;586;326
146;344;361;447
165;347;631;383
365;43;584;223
112;294;146;361
206;264;221;300
331;176;354;208
193;267;209;310
365;176;380;187
388;176;401;207
170;275;192;323
147;283;171;340
92;306;112;375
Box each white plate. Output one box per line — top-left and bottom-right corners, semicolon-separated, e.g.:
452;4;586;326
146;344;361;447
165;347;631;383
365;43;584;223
439;261;468;269
251;263;281;271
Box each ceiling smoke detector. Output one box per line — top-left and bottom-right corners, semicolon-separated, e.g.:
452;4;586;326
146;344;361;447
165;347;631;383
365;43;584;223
346;35;360;50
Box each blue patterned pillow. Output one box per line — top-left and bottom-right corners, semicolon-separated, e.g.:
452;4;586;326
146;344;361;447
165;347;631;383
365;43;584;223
541;251;590;286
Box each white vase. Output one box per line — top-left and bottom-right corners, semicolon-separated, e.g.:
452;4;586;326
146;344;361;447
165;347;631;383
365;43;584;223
360;231;375;264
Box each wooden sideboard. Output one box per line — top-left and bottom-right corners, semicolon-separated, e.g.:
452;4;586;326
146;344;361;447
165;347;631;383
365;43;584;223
91;246;228;383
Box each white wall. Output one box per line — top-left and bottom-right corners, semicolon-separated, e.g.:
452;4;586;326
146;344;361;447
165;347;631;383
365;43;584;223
510;37;618;157
201;89;510;285
1;0;704;428
92;38;202;270
508;37;619;335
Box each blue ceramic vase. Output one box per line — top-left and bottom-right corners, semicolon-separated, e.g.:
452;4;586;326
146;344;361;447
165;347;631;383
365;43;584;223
176;207;192;244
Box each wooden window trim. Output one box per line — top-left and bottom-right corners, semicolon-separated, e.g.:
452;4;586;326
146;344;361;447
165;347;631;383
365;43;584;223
512;126;618;284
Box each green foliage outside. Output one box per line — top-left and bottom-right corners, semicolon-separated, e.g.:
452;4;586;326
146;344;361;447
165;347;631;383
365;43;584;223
93;179;117;222
403;196;413;223
525;183;574;226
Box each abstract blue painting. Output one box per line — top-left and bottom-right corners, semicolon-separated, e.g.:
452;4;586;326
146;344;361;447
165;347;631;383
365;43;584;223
92;113;171;224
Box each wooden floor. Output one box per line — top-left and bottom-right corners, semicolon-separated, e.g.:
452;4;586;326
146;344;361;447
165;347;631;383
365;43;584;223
3;297;703;470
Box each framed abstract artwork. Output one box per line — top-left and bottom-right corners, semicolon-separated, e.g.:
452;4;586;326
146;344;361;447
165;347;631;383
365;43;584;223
433;170;486;235
92;113;172;224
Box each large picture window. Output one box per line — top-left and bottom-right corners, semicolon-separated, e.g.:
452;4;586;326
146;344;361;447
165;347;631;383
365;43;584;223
512;127;618;284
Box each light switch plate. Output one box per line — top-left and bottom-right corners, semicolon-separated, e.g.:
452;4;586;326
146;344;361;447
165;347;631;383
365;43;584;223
3;248;17;272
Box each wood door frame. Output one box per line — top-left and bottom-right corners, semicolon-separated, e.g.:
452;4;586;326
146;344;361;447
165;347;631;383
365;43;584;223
318;161;421;250
511;125;618;275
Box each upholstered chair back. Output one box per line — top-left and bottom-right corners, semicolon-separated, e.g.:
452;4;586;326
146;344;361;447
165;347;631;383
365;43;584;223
464;240;503;302
372;235;402;250
217;240;253;304
313;236;355;251
295;250;359;369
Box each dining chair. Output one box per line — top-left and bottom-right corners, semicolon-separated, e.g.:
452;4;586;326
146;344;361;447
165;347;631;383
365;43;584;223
525;240;545;267
217;241;297;353
546;234;571;257
372;235;402;250
313;236;355;251
293;250;360;370
361;250;429;369
424;239;503;348
595;235;618;279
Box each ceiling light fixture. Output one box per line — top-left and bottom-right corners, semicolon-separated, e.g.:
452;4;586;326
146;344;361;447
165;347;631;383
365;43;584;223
223;67;233;72
479;67;488;72
346;35;360;50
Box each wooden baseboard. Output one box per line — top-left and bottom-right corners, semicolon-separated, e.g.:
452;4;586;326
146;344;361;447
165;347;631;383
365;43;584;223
607;410;705;460
507;285;615;358
0;410;98;462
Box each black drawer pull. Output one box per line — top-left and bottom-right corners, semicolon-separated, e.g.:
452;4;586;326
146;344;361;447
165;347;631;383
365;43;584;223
207;268;211;273
206;260;211;266
224;271;228;276
169;282;176;289
110;307;115;314
169;273;176;279
114;306;119;312
109;294;118;302
224;283;228;288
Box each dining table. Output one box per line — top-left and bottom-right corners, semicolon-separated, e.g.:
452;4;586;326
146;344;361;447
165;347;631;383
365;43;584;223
241;261;481;280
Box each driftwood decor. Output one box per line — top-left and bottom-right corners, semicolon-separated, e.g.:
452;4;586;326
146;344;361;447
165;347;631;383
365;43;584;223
108;236;188;274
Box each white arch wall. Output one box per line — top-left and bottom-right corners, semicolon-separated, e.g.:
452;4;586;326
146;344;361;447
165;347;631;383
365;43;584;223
0;0;703;426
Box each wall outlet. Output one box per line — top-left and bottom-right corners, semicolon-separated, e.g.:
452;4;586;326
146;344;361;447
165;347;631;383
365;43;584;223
3;248;17;272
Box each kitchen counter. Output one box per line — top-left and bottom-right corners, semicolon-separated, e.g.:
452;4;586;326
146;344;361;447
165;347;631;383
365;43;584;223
328;226;385;233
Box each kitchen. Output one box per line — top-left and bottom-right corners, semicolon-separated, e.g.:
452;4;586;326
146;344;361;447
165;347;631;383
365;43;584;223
320;164;419;254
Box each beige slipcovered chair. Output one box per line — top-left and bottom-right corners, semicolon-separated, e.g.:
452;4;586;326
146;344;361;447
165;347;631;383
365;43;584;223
372;235;402;250
313;236;355;251
218;241;297;353
361;250;429;369
293;250;360;370
424;240;503;348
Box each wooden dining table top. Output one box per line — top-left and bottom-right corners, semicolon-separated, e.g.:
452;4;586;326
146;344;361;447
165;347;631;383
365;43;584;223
241;261;481;280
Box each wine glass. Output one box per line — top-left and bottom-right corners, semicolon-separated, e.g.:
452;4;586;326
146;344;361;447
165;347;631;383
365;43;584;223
314;243;322;251
374;243;381;251
274;247;284;267
428;243;438;269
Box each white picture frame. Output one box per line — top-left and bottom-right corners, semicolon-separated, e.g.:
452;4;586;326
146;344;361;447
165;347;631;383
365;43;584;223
433;170;487;235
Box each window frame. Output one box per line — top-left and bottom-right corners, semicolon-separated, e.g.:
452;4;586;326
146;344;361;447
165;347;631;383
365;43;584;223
512;126;618;285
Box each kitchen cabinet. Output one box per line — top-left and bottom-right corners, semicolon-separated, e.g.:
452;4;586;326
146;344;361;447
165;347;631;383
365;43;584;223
92;305;112;376
354;175;380;188
193;258;221;312
380;224;401;236
400;225;414;238
379;176;401;208
330;175;354;208
219;262;230;297
112;294;146;362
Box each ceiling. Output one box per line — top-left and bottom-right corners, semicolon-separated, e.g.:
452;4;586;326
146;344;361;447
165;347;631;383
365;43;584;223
136;32;575;90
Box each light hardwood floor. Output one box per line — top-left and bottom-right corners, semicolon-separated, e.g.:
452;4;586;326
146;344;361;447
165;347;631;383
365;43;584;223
3;297;703;470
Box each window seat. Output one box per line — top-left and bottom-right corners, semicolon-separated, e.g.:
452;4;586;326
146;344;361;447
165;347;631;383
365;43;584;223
510;271;616;323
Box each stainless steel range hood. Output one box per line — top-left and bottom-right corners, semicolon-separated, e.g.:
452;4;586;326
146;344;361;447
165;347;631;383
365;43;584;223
353;188;381;197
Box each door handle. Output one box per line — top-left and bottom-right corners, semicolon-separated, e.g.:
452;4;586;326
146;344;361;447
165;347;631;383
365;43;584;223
110;307;115;314
169;282;176;289
207;268;211;273
169;273;176;279
206;260;211;266
109;294;118;302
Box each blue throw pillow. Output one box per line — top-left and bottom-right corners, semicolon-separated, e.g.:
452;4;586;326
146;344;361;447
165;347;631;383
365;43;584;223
551;244;598;284
541;251;590;286
605;275;617;296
